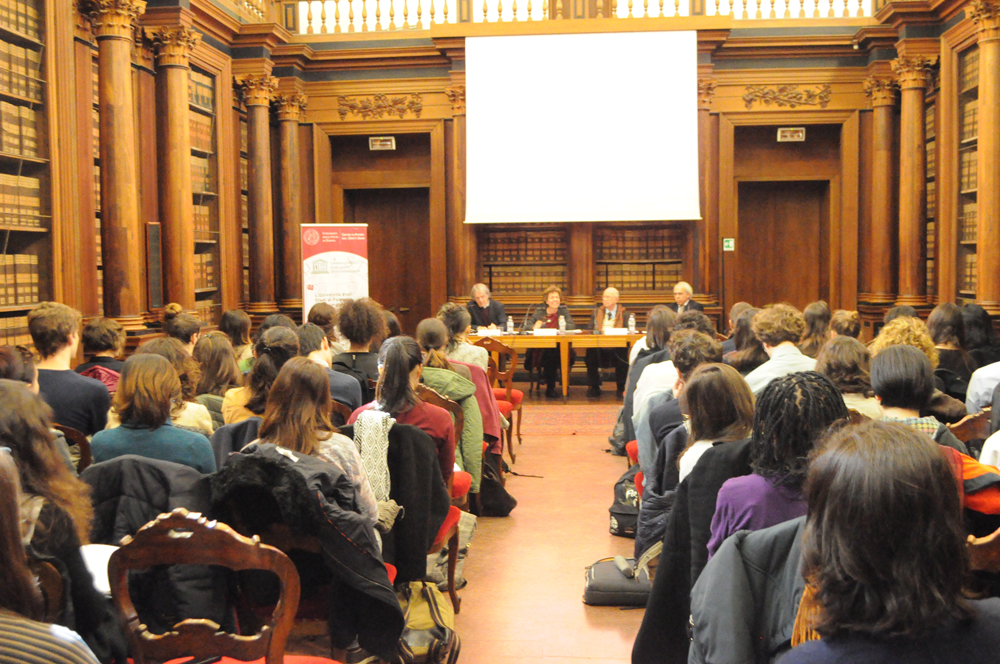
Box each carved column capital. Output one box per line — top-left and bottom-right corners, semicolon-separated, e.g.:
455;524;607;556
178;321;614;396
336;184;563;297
970;0;1000;40
148;26;200;68
274;93;308;122
891;55;937;91
697;79;717;110
236;74;278;107
80;0;146;40
446;86;466;115
863;76;899;108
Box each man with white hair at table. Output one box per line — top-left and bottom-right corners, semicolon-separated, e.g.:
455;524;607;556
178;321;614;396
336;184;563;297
668;281;704;314
466;283;508;331
586;287;629;398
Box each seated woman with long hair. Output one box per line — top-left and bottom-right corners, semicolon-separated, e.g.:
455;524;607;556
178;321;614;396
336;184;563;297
222;327;299;425
219;309;254;372
91;355;215;473
257;357;377;528
120;337;213;435
416;318;472;381
348;336;456;486
437;302;488;370
723;307;769;375
797;301;831;359
707;371;847;558
193;331;243;430
0;382;127;663
779;420;1000;663
927;302;978;401
816;336;883;420
963;303;1000;368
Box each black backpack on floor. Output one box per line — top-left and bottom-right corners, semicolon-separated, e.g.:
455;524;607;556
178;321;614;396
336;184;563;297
610;464;640;538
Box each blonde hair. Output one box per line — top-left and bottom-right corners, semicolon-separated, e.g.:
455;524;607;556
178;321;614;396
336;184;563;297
869;316;939;370
752;304;806;346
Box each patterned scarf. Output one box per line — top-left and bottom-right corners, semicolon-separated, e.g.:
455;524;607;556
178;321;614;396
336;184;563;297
353;409;395;502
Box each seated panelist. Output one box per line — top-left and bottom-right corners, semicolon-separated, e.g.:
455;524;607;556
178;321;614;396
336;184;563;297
524;286;576;398
668;281;704;314
467;283;508;331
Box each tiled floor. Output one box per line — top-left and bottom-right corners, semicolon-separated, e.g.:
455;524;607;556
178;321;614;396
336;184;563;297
456;402;643;663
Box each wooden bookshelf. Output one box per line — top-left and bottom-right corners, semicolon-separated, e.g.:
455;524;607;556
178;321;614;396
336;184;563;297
478;227;569;295
594;225;684;292
0;0;48;344
925;92;937;301
957;45;978;304
189;66;221;325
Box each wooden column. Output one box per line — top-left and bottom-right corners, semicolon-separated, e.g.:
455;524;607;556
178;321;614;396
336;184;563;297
445;83;476;297
863;76;899;304
696;79;716;298
972;0;1000;314
892;56;935;307
236;74;279;318
151;26;199;312
274;93;307;316
82;0;147;329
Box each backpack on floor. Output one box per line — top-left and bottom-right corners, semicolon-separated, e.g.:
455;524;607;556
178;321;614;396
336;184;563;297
610;464;640;538
393;581;461;664
478;452;517;517
583;555;652;606
608;407;628;457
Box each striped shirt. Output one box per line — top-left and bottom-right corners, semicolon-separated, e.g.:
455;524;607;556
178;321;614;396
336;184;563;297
0;609;98;664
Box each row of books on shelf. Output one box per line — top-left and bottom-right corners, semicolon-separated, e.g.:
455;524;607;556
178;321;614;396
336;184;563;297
239;120;248;154
926;142;936;180
960;49;979;92
927;180;936;220
0;174;41;226
960;149;978;191
194;252;216;291
189;70;214;113
960;98;978;143
0;252;37;305
242;268;249;303
91;107;99;158
924;106;935;141
962;252;978;293
482;266;568;295
240;157;247;191
240;193;248;228
0;40;41;101
0;314;29;345
194;300;218;325
960;210;978;243
0;0;41;41
190;112;212;154
95;215;102;265
596;263;683;291
191;155;213;194
94;164;100;206
481;231;567;263
242;233;249;267
595;228;685;261
194;204;213;241
1;100;38;157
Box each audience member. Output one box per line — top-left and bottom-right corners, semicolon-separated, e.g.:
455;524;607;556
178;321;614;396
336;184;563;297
307;302;347;357
371;309;402;356
467;282;508;330
677;363;754;482
223;327;299;424
0;383;127;663
871;344;966;454
585;287;629;397
744;304;816;395
75;317;126;375
829;309;862;338
192;332;243;430
296;322;363;410
621;307;677;445
254;313;297;339
331;297;386;394
438;302;488;370
131;337;213;435
723;307;769;376
257;357;377;528
0;344;38;389
963;303;1000;368
967;358;1000;413
416;317;472;381
349;336;456;486
162;302;202;354
0;450;104;664
707;371;847;558
628;305;673;365
28;302;110;436
92;355;215;473
219;309;254;371
883;304;918;323
669;281;703;313
525;285;576;398
721;301;753;354
928;302;978;401
798;300;831;358
816;336;883;420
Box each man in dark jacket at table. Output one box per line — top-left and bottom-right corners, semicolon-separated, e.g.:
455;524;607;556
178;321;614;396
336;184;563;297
667;281;704;314
467;283;508;330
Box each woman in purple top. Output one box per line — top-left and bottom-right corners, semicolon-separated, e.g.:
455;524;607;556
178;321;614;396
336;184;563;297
707;371;848;558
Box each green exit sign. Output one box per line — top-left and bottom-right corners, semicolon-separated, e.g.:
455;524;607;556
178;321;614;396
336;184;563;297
723;238;735;252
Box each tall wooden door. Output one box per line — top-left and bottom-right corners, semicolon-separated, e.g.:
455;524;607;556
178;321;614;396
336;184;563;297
734;180;829;310
345;188;431;335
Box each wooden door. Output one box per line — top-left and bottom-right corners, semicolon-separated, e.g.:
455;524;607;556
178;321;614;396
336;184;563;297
345;188;431;335
734;180;829;311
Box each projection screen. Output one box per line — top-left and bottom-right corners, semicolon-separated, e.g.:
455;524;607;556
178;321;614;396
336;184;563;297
465;31;701;224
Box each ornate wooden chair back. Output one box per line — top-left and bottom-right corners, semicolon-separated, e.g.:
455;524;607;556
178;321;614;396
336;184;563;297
472;337;518;402
53;424;92;472
415;384;464;446
330;400;353;427
950;408;992;444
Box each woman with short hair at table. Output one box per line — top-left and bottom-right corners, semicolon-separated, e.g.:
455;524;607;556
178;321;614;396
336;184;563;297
524;285;576;398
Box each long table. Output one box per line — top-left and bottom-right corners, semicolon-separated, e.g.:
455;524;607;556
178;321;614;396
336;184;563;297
470;332;645;398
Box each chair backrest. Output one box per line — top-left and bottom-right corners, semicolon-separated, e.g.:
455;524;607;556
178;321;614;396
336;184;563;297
416;384;464;447
109;507;299;664
969;524;1000;572
27;558;64;623
330;400;353;427
950;408;992;444
53;424;92;472
473;337;518;401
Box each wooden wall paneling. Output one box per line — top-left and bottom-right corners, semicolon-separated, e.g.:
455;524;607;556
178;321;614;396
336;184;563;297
838;111;860;310
430;122;447;310
568;223;593;296
857;110;873;298
445;114;476;298
718;114;736;316
299;124;316;225
937;37;961;303
71;29;99;316
313;125;334;222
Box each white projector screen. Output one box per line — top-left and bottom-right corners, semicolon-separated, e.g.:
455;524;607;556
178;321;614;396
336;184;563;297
465;31;701;224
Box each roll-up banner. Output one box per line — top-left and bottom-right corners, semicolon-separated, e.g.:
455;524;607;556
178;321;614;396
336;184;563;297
301;224;369;321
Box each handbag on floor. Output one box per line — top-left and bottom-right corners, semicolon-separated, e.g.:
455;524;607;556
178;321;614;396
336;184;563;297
479;452;517;517
393;581;461;664
583;555;652;606
610;464;640;538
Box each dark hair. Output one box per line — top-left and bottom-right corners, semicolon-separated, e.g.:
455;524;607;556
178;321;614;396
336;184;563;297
163;303;202;345
113;354;181;429
416;318;455;371
728;301;753;330
245;327;299;416
669;329;724;381
0;451;43;620
927;302;965;349
27;301;82;358
437;303;472;350
376;336;422;416
0;381;94;545
752;304;806;346
81;317;126;357
816;336;873;396
962;303;996;351
798;301;831;358
296;323;327;357
338;298;386;347
646;306;676;350
220;309;252;348
870;344;934;411
259;357;334;457
136;337;201;403
254;314;297;343
683;363;753;443
383;310;401;339
751;371;847;489
830;310;861;339
193;332;242;397
307;302;337;339
674;310;715;337
803;421;973;638
0;345;35;384
726;307;769;374
884;305;918;324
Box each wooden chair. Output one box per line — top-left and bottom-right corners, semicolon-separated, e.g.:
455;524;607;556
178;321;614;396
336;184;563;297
27;558;64;623
474;337;522;463
969;525;1000;572
54;424;92;472
950;408;992;444
330;400;353;427
108;508;337;664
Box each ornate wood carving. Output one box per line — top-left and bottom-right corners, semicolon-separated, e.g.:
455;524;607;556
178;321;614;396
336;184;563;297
742;84;832;109
336;93;423;120
891;55;937;90
274;93;308;122
80;0;146;39
445;86;466;115
970;0;1000;39
236;74;278;107
698;79;716;110
148;26;200;68
862;76;898;107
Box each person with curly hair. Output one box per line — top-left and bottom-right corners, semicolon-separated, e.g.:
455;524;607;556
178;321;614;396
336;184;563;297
331;298;386;394
829;309;862;339
438;302;488;370
744;304;816;395
816;336;882;420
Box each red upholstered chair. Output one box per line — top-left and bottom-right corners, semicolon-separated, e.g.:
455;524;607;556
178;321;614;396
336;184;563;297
635;471;645;500
428;505;462;613
474;337;522;464
625;440;639;468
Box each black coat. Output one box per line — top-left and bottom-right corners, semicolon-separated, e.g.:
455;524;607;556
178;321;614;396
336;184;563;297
634;424;688;559
467;298;508;329
668;300;705;313
208;416;262;469
623;348;671;443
